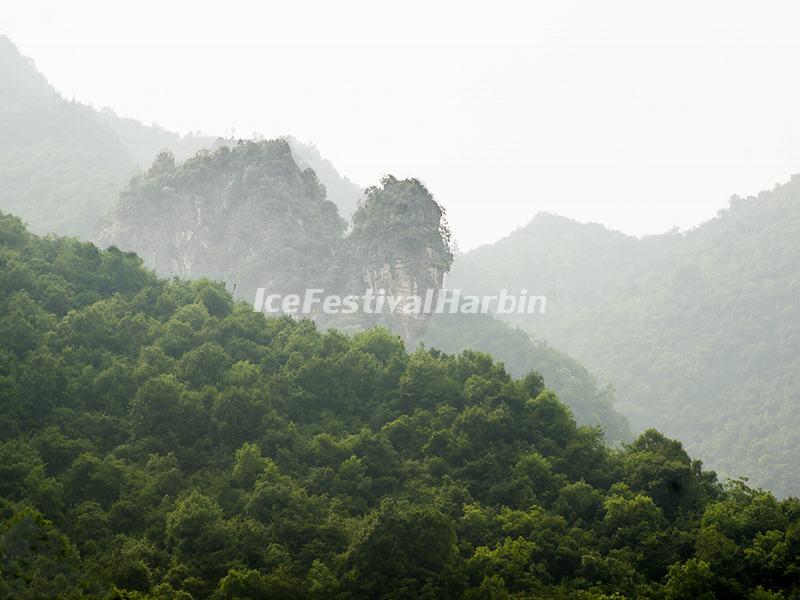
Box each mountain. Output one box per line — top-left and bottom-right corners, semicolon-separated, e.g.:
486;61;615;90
448;176;800;496
0;36;361;236
334;174;453;341
96;140;345;303
0;35;135;238
95;144;444;324
0;33;630;457
96;144;629;436
4;211;800;599
1;34;632;447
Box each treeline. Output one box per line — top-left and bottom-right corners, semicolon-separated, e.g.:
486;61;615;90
423;312;632;443
1;214;799;598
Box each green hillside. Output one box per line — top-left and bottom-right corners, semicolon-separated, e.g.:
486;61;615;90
3;213;799;598
423;313;632;443
448;176;800;496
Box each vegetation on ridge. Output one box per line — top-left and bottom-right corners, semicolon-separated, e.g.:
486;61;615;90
449;176;800;496
1;214;799;599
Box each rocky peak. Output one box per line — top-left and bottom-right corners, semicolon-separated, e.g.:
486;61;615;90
337;175;453;341
97;146;452;343
97;140;344;301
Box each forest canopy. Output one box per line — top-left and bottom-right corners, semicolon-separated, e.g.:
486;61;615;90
1;213;799;599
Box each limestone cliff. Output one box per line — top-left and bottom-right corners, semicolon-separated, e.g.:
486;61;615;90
96;140;345;302
335;175;453;342
97;144;452;343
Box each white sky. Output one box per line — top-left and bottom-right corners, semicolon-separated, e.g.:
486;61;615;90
4;0;800;249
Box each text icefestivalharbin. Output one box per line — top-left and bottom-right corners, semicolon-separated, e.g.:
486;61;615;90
253;288;547;316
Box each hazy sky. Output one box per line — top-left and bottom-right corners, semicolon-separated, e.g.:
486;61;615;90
4;1;800;249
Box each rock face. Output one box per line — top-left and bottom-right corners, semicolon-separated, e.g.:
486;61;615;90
97;145;452;343
96;140;345;302
338;176;453;342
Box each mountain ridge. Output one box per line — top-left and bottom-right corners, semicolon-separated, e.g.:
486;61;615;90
448;173;800;495
0;35;361;236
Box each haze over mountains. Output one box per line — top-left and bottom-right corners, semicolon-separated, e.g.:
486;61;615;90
3;23;800;598
4;32;800;494
449;181;800;495
0;35;362;239
0;34;633;442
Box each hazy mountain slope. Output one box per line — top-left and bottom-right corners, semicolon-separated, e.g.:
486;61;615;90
0;36;362;235
0;35;135;238
0;35;59;110
448;176;800;495
93;109;214;166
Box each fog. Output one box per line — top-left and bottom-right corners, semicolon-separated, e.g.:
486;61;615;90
5;0;800;248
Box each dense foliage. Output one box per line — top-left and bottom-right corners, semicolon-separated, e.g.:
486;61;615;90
422;313;632;443
449;176;800;497
2;214;800;599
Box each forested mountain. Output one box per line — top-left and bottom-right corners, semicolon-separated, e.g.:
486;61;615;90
3;212;800;599
0;35;135;238
0;33;629;441
95;143;629;436
0;36;361;237
448;176;800;496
